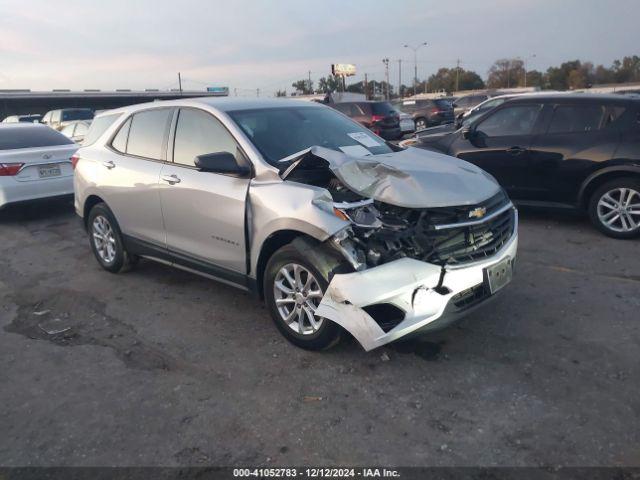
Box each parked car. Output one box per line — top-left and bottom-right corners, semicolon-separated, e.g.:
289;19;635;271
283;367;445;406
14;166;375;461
415;93;640;238
41;108;94;131
2;114;43;124
392;98;454;130
398;112;415;135
0;123;78;209
331;101;402;140
60;120;92;144
452;93;494;117
74;99;517;351
403;94;544;145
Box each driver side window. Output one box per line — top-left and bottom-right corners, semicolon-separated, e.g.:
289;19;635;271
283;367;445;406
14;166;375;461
173;108;243;167
475;105;541;137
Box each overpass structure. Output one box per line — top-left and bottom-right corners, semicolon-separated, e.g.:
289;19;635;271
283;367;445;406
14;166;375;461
0;89;227;120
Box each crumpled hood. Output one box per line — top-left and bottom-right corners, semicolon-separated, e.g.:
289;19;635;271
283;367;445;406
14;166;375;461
281;145;501;209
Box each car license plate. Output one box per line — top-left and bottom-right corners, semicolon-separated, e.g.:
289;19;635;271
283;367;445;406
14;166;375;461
486;257;513;294
38;165;61;178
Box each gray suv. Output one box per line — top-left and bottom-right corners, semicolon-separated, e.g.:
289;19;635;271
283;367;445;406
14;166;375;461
74;98;518;351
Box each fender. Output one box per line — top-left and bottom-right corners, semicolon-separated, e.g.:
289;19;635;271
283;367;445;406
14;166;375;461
577;163;640;205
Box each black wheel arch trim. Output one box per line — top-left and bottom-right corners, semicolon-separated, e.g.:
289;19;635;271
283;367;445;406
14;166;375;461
578;164;640;205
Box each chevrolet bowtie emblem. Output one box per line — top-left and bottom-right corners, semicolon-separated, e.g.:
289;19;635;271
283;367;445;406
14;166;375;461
469;207;487;219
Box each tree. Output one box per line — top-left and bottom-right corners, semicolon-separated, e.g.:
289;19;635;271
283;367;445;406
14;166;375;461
316;75;342;93
487;58;525;88
525;70;544;88
275;89;287;97
291;79;313;95
612;55;640;83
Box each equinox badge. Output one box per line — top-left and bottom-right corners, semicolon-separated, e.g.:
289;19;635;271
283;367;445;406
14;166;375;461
469;207;487;219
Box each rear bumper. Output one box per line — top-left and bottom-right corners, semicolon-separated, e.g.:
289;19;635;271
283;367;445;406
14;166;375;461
0;176;74;209
315;213;518;351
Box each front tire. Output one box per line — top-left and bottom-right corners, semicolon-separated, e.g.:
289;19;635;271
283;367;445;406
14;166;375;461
87;203;137;272
264;245;342;350
588;179;640;239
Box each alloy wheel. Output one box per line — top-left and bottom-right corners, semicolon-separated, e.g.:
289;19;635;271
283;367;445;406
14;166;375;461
92;215;117;263
597;187;640;233
273;263;325;335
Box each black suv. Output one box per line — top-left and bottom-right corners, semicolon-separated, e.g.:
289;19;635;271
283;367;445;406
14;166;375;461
332;101;401;140
392;99;454;130
415;94;640;238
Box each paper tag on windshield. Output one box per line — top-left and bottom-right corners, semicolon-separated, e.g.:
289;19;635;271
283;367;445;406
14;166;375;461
347;132;381;148
339;145;372;157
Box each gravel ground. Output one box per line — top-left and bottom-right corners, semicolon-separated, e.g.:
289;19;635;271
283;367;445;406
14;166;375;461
0;200;638;467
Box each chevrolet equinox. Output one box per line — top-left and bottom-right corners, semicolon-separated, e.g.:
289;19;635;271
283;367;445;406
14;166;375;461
74;98;518;351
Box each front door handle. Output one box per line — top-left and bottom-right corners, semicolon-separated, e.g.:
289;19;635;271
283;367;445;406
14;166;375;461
507;146;526;155
161;174;181;185
102;160;116;169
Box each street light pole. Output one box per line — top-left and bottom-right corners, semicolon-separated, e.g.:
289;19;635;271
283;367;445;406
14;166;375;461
382;58;390;99
404;42;427;97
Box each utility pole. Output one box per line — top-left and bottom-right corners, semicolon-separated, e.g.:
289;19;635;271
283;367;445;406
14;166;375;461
397;59;402;98
382;58;390;100
308;70;312;94
364;73;368;100
178;72;183;95
455;59;460;92
404;42;427;97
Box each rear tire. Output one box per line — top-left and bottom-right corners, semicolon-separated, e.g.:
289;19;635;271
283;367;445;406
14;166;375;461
87;203;137;273
264;244;342;350
588;179;640;239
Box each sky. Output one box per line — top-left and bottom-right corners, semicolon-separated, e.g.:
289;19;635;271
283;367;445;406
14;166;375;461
1;0;639;96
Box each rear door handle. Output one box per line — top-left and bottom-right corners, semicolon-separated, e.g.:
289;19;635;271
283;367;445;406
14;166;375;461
161;174;181;185
507;146;526;155
102;160;116;169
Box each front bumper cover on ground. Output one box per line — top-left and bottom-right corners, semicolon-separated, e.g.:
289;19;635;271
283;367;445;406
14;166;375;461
315;212;518;351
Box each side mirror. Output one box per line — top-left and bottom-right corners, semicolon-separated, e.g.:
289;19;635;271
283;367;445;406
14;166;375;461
195;152;250;177
452;103;458;108
461;125;474;140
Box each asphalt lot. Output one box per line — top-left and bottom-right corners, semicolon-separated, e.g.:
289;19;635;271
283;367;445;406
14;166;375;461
0;200;638;467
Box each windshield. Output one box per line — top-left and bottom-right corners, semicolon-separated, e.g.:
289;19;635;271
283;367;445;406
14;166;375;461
228;106;393;166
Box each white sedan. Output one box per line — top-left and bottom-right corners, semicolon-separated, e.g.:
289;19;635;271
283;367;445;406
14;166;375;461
0;123;78;209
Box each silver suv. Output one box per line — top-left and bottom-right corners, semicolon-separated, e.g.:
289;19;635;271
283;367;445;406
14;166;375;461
74;98;518;351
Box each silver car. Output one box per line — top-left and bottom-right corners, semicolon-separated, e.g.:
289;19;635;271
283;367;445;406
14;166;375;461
74;98;518;351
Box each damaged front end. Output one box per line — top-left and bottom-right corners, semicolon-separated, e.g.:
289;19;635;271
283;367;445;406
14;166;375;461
281;146;518;351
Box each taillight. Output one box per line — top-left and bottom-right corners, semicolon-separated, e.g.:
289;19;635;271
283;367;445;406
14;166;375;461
371;114;385;123
0;163;24;176
71;154;80;170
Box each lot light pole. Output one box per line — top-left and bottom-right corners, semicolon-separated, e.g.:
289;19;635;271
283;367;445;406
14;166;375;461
382;58;390;99
404;42;427;97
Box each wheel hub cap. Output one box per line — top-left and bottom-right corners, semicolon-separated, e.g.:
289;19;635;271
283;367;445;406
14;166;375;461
273;263;325;336
92;215;116;263
597;187;640;233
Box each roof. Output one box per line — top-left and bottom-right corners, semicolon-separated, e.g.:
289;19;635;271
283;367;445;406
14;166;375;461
0;122;49;131
508;92;640;104
96;97;325;117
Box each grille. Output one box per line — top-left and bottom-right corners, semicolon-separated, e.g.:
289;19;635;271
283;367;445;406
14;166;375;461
368;191;515;267
424;205;515;265
451;283;490;310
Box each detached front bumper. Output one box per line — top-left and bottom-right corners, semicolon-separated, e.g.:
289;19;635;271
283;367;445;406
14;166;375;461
315;213;518;351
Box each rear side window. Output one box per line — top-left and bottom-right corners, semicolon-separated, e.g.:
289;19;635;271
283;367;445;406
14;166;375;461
111;118;131;153
548;105;604;134
371;102;395;115
83;114;121;146
173;108;242;167
125;109;172;160
0;126;74;150
434;99;452;109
